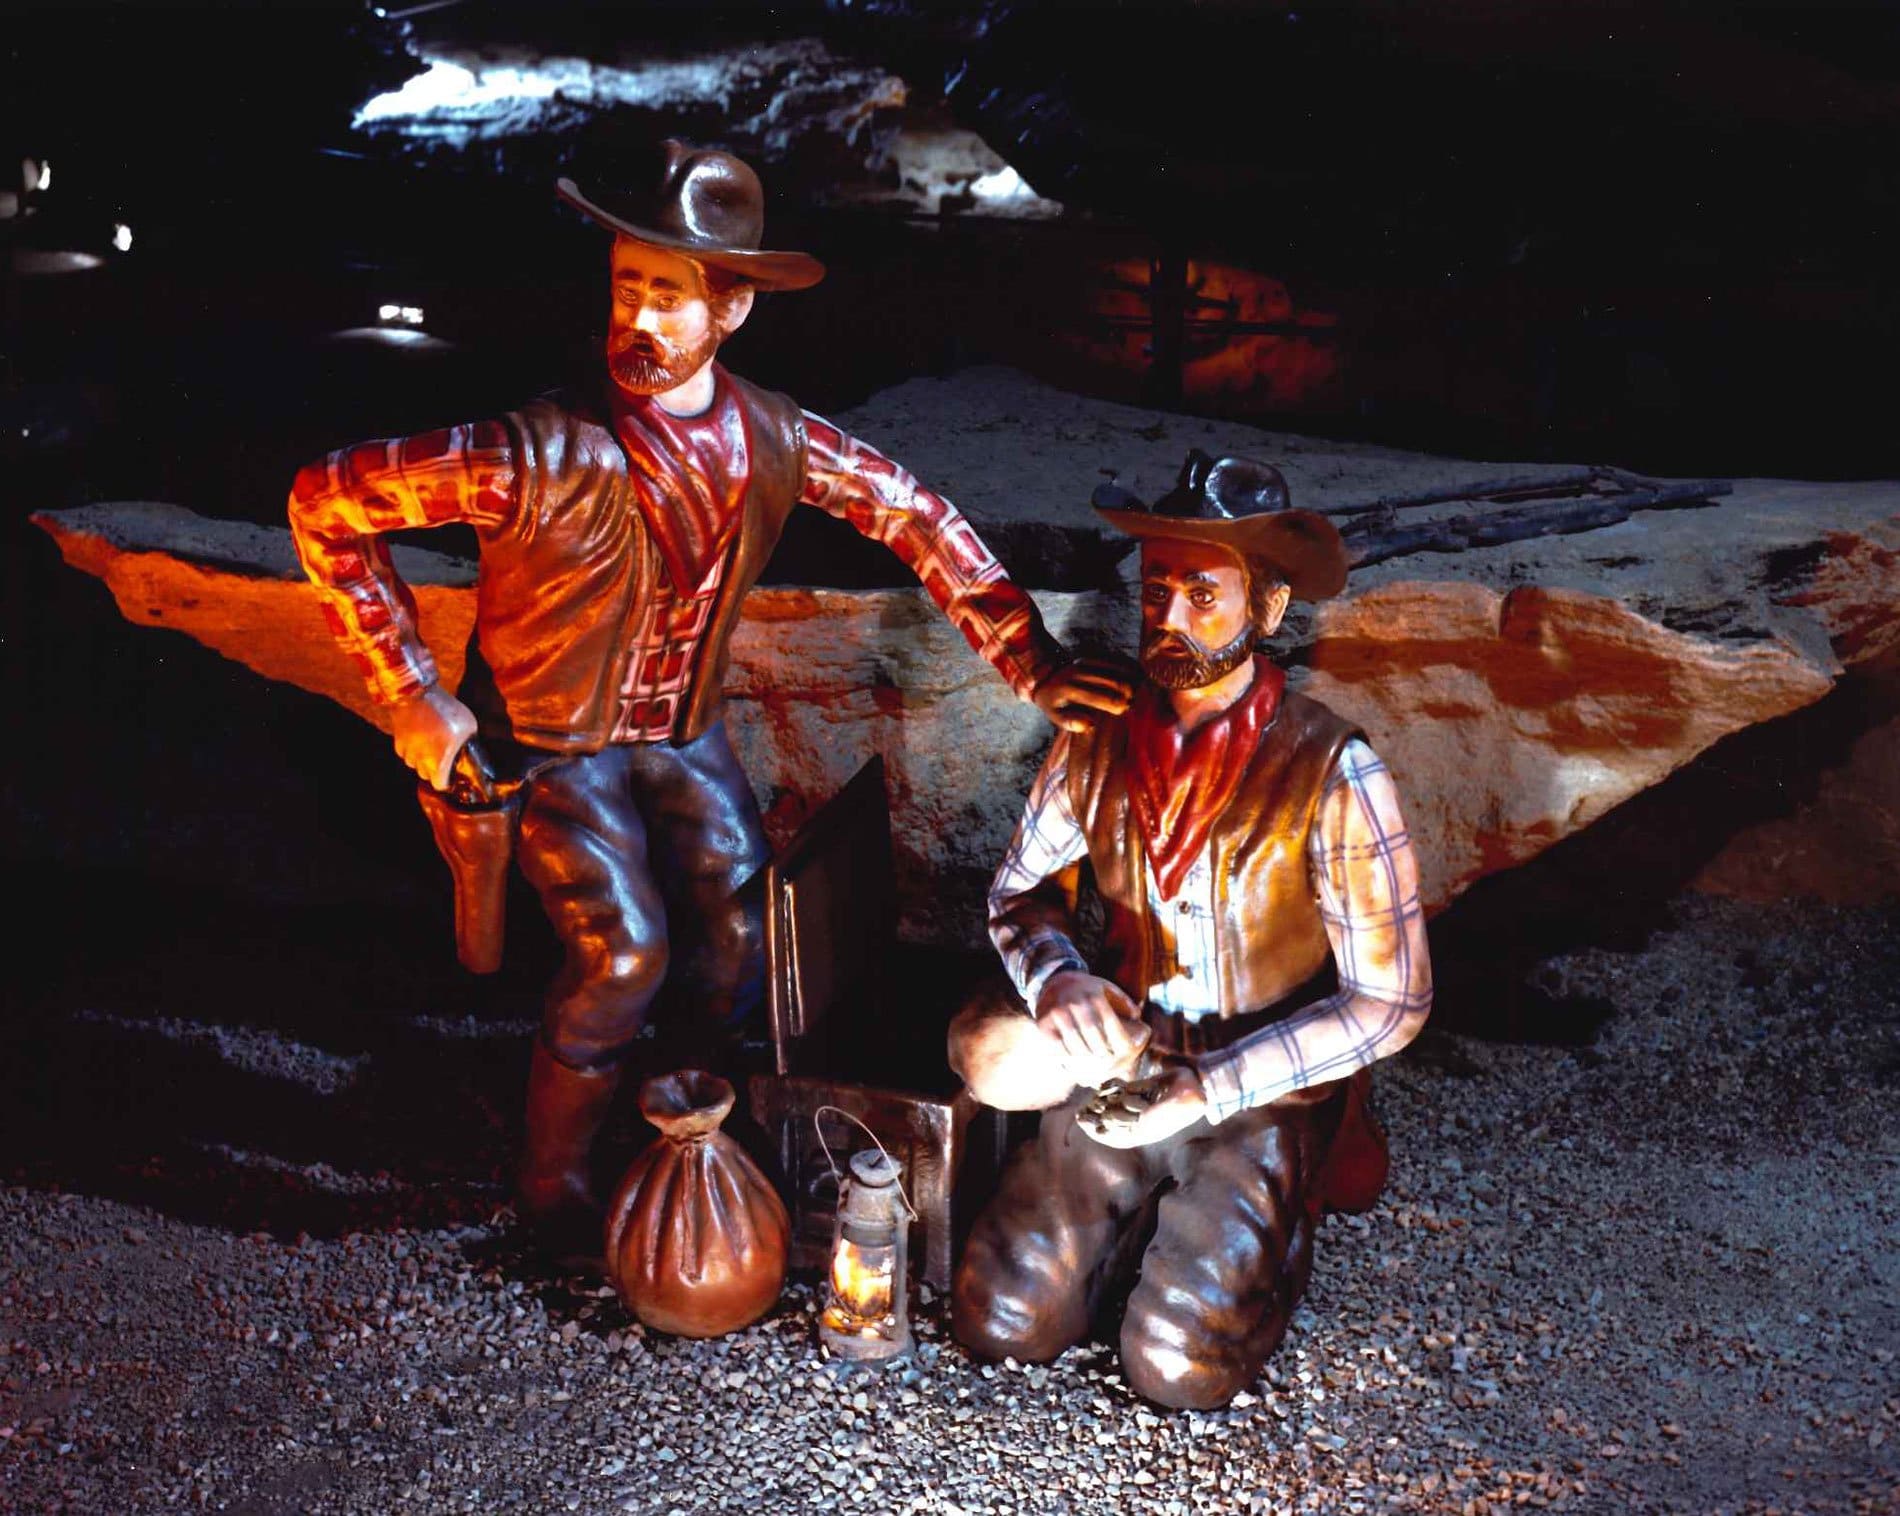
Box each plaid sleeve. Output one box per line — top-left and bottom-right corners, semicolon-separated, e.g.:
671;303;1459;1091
1196;738;1433;1122
987;731;1091;1009
799;413;1063;700
287;420;520;705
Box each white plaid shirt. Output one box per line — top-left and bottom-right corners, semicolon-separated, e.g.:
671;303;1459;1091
989;732;1432;1122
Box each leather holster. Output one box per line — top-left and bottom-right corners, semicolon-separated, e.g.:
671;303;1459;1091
417;783;521;974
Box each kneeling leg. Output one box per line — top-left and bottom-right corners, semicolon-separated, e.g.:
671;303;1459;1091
954;1103;1152;1362
1120;1110;1319;1409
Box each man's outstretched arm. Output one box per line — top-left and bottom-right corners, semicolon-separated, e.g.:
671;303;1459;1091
799;414;1130;730
287;420;520;787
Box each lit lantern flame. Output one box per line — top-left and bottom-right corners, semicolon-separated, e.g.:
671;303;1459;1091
825;1238;896;1327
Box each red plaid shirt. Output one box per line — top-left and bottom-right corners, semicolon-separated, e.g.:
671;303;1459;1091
607;378;746;742
609;551;730;743
288;371;1059;736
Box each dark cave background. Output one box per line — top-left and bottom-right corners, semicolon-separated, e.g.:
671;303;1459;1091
2;0;1897;1214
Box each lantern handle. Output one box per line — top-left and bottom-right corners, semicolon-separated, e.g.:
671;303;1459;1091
812;1105;920;1223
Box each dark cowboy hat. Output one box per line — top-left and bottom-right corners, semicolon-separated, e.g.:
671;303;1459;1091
556;140;825;292
1092;449;1349;600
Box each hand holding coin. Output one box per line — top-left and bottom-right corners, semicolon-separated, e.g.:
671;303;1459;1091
1076;1076;1162;1137
1075;1064;1209;1148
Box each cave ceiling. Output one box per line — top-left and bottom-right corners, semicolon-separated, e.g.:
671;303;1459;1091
10;0;1900;285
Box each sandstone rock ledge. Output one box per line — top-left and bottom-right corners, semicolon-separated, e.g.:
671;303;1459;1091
33;374;1899;945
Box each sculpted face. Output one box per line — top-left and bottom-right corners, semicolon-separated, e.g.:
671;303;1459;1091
1138;537;1257;689
606;238;729;397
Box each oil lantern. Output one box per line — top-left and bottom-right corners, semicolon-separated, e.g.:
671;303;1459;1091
818;1148;913;1363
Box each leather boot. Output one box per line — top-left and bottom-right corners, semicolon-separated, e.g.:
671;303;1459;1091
517;1043;621;1261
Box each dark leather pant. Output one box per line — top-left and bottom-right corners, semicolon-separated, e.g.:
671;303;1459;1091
514;724;768;1073
954;1081;1349;1410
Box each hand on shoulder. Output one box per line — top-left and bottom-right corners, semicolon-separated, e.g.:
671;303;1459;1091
1031;655;1137;733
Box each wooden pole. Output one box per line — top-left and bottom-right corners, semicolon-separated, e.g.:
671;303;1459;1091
1144;245;1188;411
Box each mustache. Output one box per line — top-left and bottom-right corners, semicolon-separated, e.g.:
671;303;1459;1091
611;332;675;365
610;355;675;390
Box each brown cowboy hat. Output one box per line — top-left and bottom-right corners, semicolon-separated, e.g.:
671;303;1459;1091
556;139;825;292
1093;449;1349;600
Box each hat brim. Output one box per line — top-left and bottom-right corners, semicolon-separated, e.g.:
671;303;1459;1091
556;178;826;292
1095;505;1350;601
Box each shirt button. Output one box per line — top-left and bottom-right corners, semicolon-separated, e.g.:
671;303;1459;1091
1178;900;1192;914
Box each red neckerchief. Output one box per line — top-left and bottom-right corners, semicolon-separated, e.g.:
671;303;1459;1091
612;365;750;592
1128;657;1285;902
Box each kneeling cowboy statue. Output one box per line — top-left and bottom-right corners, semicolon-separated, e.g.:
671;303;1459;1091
288;141;1128;1254
949;451;1433;1409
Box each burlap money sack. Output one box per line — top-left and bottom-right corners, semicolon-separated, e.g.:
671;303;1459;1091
604;1070;789;1338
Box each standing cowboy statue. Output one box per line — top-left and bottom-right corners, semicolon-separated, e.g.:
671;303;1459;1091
288;141;1129;1255
948;450;1433;1409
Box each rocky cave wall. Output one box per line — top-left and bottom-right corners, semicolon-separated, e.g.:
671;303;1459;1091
34;369;1900;948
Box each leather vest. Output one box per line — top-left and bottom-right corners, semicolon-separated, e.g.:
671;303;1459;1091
465;370;807;752
1067;690;1360;1020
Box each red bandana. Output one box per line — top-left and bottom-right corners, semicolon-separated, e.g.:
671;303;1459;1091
613;366;750;592
1128;657;1285;902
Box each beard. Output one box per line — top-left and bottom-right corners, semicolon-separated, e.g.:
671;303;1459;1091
608;327;721;395
1140;626;1257;690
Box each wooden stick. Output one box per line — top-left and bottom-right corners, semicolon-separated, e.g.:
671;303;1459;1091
1315;469;1600;516
1343;481;1730;567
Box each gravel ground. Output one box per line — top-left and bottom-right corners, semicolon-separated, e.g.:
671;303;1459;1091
3;895;1896;1515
